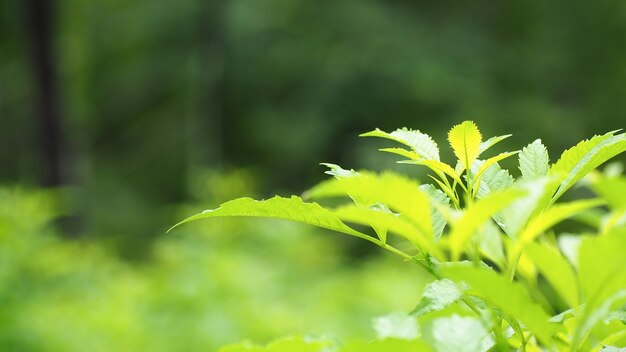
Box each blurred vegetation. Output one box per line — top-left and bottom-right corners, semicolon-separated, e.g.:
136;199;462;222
0;0;625;350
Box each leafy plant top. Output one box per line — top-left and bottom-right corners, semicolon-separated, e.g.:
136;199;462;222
171;121;626;351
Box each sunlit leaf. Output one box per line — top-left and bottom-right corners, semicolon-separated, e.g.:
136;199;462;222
440;262;555;346
519;139;550;179
448;121;482;172
525;241;579;308
449;188;525;261
550;132;626;203
361;127;440;160
168;196;375;243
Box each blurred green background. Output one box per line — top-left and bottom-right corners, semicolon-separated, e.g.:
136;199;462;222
1;0;625;350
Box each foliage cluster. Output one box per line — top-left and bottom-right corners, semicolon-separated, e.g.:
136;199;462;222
174;121;626;351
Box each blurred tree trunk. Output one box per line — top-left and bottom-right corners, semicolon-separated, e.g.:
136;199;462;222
25;0;65;186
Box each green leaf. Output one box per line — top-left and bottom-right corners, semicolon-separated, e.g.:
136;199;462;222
306;171;433;241
578;229;626;316
334;204;442;257
519;139;550;179
592;176;626;210
340;338;433;352
168;196;375;244
478;134;512;156
471;151;519;194
473;162;514;200
420;184;451;239
475;220;506;268
440;262;555;346
550;132;626;203
510;199;605;261
400;159;465;187
449;188;526;261
525;242;579;307
411;279;466;317
320;163;359;179
428;315;493;352
497;177;559;238
379;147;421;161
361;127;440;160
448;121;482;172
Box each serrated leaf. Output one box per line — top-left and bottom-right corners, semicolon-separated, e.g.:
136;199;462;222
320;163;359;179
334;204;442;257
472;151;519;194
411;279;466;317
379;147;421;161
498;177;559;238
440;263;555;346
525;241;579;307
510;199;605;261
401;159;465;187
473;162;514;200
429;315;493;352
448;121;482;171
372;313;419;340
168;196;375;243
449;188;526;261
478;134;512;156
550;132;626;203
305;172;434;243
361;128;440;160
519;139;550;179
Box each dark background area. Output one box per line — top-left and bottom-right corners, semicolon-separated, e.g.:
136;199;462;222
1;0;625;256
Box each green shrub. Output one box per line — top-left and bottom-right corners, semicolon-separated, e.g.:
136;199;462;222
173;121;626;351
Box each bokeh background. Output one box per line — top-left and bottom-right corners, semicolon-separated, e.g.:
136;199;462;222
1;0;625;350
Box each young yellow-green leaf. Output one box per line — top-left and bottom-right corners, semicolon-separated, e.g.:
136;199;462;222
168;196;376;244
525;242;579;308
519;139;550;179
449;188;525;261
379;147;421;161
478;134;512;156
550;132;626;203
305;171;433;239
448;121;482;171
440;262;555;346
361;127;440;160
401;159;466;188
334;204;443;258
509;199;605;261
